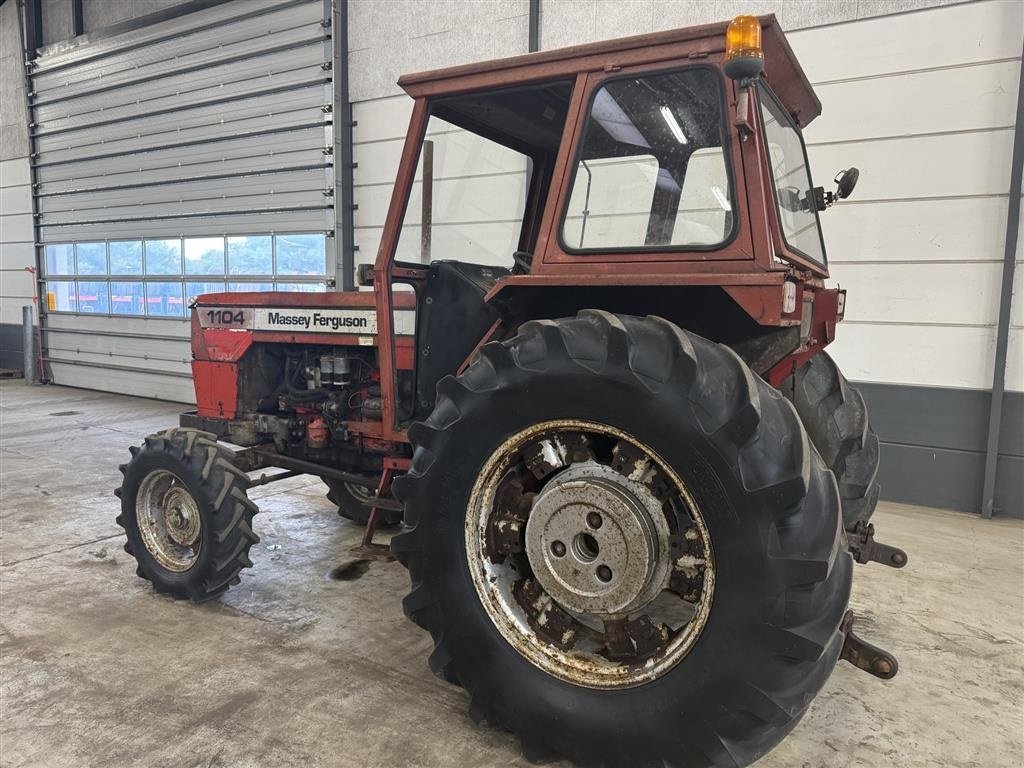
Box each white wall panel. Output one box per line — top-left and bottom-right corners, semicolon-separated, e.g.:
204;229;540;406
832;261;1020;326
827;323;999;390
787;0;1023;83
0;213;33;244
0;268;36;300
808;60;1019;144
0;185;32;216
821;197;1010;263
808;130;1014;202
0;158;31;188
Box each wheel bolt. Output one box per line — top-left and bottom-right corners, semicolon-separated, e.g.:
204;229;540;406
551;540;566;558
596;565;613;582
586;512;602;529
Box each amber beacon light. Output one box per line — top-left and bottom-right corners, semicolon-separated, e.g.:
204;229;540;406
724;15;764;81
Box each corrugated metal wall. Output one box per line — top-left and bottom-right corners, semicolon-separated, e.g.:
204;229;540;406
30;0;335;402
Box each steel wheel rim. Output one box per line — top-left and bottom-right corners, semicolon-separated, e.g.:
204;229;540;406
136;469;202;572
345;482;374;502
465;419;715;689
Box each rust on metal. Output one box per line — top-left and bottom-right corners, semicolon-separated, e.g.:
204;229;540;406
464;419;716;689
847;521;909;569
839;611;899;680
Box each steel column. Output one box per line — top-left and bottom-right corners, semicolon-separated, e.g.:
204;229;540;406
70;0;83;37
528;0;540;52
980;42;1024;518
22;307;35;383
333;0;356;290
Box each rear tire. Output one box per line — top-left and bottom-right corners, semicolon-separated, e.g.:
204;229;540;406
115;428;259;602
393;311;852;768
325;476;402;528
783;351;880;529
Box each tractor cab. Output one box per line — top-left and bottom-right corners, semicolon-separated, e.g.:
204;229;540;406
370;14;851;433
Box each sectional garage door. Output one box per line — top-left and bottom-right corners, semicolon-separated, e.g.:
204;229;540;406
29;0;336;402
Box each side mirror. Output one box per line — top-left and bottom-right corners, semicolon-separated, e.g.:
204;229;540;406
777;186;805;213
835;167;859;200
812;167;862;211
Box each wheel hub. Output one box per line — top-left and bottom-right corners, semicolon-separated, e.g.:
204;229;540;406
136;470;202;572
163;488;200;547
525;462;670;616
466;420;715;689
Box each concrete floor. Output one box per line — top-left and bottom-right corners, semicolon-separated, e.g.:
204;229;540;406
1;381;1021;768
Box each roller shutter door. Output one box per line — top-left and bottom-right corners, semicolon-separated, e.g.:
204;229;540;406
29;0;336;402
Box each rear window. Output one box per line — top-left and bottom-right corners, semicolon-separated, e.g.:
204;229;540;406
560;67;735;252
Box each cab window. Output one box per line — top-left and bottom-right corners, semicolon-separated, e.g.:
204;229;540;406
561;67;735;252
758;85;827;266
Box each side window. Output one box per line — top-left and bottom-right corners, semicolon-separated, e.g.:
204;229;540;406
562;67;734;251
394;117;531;271
758;86;827;265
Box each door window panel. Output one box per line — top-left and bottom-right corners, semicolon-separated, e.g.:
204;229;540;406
45;244;74;275
562;67;734;251
111;282;144;315
276;234;327;275
146;282;185;317
759;86;827;265
227;236;273;275
75;243;107;275
76;281;110;313
47;281;77;312
184;237;225;275
109;241;143;275
145;239;183;275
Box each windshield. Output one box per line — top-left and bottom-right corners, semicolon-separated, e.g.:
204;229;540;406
758;85;827;266
560;67;735;252
392;82;572;270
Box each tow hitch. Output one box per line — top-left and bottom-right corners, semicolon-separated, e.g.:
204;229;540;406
847;521;908;569
839;611;899;679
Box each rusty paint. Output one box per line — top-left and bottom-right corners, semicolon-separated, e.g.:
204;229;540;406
464;419;716;689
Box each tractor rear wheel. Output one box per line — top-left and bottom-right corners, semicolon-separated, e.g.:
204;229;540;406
783;351;880;529
325;476;402;528
115;428;259;602
393;311;851;768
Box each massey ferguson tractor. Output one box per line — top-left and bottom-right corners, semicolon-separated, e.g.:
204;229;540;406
115;15;907;767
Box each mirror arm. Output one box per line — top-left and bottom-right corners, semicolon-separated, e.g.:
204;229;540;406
734;87;755;139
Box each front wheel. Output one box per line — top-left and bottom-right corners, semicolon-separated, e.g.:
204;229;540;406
115;428;259;602
393;312;852;768
783;351;880;529
325;475;401;528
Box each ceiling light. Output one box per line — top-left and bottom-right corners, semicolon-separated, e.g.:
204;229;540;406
659;105;688;145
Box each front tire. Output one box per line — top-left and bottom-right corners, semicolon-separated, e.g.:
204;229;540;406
393;312;852;768
115;428;259;602
783;351;880;529
325;475;402;528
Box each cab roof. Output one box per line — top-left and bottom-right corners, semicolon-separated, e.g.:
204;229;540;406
398;15;821;128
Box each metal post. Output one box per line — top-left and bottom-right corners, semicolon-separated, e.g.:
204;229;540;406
22;306;35;384
420;139;433;262
528;0;540;52
22;0;42;55
18;0;49;384
71;0;84;37
980;41;1024;518
333;0;356;290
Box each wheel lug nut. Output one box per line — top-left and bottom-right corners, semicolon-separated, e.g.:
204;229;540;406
586;512;602;529
597;565;612;582
551;540;566;558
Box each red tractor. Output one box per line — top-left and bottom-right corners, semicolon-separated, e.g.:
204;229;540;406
116;16;906;767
